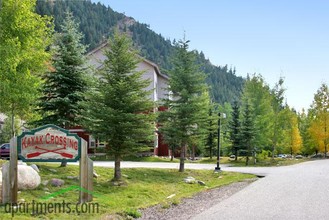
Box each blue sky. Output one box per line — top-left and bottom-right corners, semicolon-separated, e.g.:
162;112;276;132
92;0;329;112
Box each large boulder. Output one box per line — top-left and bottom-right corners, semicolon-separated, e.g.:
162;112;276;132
18;165;41;190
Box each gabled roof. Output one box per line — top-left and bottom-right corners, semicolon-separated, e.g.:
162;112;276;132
87;41;169;80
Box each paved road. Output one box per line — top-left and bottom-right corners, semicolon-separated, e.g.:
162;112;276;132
193;159;329;220
69;161;282;176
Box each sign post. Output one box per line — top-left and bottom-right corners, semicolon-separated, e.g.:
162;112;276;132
2;124;93;204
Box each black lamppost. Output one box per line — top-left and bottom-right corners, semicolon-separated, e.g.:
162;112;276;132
215;112;226;172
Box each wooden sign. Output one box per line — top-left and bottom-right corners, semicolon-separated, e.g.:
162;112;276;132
17;124;81;162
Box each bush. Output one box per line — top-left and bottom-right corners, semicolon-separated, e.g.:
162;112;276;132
124;208;142;218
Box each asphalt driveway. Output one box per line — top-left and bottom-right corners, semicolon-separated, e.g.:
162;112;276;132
193;159;329;220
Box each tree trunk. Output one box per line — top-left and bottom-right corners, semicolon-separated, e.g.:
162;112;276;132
191;145;195;161
170;148;174;161
179;145;185;172
209;146;212;159
234;147;238;161
114;154;121;180
246;156;249;166
11;108;15;137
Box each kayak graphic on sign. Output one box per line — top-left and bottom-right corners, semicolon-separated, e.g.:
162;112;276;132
17;124;81;162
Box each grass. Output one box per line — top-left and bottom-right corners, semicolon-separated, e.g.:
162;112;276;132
196;156;309;167
91;154;180;163
91;154;310;167
0;163;255;219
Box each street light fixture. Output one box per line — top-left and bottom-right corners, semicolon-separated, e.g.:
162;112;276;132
215;112;226;172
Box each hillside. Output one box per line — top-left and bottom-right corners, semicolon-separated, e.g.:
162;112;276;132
36;0;244;104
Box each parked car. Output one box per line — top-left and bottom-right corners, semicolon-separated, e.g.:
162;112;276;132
295;155;303;159
229;155;236;160
0;143;10;159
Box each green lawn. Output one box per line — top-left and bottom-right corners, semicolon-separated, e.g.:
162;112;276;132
0;163;255;219
196;156;309;166
91;154;180;163
91;155;309;167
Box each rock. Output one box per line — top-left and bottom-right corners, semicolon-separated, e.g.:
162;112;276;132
197;180;206;186
17;165;41;190
30;164;39;172
49;169;57;173
66;176;79;180
18;191;21;194
50;178;65;187
122;174;129;178
184;176;196;184
167;194;176;199
45;192;51;194
43;187;49;191
93;172;99;178
42;180;49;186
18;199;25;203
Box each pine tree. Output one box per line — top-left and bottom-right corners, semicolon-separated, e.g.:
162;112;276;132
240;102;255;166
159;39;208;172
240;74;274;153
35;11;88;166
228;101;241;161
82;31;155;181
205;104;218;159
36;11;87;127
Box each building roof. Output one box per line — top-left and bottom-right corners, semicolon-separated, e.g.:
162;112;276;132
87;41;169;80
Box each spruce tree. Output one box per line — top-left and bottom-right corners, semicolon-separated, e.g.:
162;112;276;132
240;102;255;166
159;39;208;172
228;101;241;161
205;103;218;159
35;11;88;166
82;31;155;181
36;11;87;127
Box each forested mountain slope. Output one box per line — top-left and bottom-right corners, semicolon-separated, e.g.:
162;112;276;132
36;0;244;104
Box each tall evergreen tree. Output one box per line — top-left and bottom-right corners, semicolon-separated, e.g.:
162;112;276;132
228;101;241;161
241;74;274;152
240;102;255;166
36;11;87;127
159;39;208;172
205;104;218;159
35;11;88;166
82;31;155;181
